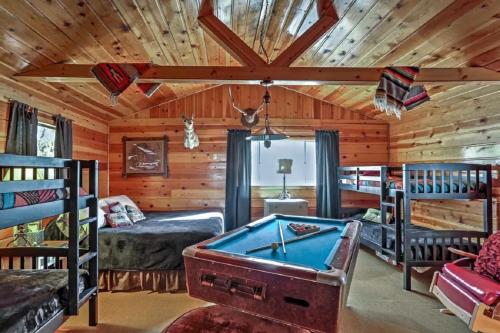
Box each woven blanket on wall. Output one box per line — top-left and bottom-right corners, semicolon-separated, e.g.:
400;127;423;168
91;63;161;104
374;67;430;118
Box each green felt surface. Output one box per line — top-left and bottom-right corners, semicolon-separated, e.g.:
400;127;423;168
206;216;347;271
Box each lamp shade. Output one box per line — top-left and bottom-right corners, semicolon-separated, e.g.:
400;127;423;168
277;159;293;174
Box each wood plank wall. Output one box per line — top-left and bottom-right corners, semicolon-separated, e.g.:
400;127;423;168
0;99;109;240
109;85;389;219
389;87;500;231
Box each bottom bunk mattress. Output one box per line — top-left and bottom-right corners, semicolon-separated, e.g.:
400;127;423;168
98;210;224;272
0;270;86;333
349;212;480;262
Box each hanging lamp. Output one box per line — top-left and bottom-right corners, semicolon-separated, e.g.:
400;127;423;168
246;80;289;148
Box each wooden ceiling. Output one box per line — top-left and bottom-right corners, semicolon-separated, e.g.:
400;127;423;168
1;0;500;122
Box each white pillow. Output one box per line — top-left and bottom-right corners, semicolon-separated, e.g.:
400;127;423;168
97;195;141;228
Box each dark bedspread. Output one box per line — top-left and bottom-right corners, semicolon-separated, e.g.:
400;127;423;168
98;210;224;271
0;270;86;333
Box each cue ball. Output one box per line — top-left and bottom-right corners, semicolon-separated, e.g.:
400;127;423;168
271;242;279;252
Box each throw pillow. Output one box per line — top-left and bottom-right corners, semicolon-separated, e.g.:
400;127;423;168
474;231;500;282
125;205;146;223
362;208;393;224
106;212;133;228
108;202;126;214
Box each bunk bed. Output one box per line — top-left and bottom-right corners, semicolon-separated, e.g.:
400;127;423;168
0;153;99;333
338;163;493;291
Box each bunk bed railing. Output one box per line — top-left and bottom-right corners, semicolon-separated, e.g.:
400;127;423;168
0;154;99;323
338;166;388;195
404;229;488;267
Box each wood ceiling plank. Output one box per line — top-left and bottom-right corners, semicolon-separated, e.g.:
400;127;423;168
178;0;210;66
335;0;439;67
85;0;151;62
270;0;314;60
395;1;500;66
25;0;116;62
261;0;295;62
198;0;266;66
57;0;134;62
241;0;264;52
132;0;184;65
376;0;487;66
319;0;400;66
110;0;170;65
0;1;95;63
272;1;338;66
420;19;500;68
295;0;378;66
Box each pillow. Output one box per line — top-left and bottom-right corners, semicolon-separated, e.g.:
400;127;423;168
108;202;126;213
474;231;500;282
362;208;393;224
98;195;140;229
125;204;146;223
106;212;133;228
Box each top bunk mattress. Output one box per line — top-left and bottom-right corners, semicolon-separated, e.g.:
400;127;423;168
98;210;224;271
0;269;86;333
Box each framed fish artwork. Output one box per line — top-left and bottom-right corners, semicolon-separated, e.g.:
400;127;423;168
122;136;168;178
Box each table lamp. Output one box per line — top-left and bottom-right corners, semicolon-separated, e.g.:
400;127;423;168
277;159;292;200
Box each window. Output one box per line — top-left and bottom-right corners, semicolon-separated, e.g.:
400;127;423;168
251;140;316;186
37;123;56;157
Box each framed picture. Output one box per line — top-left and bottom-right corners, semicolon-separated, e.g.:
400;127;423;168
122;136;168;178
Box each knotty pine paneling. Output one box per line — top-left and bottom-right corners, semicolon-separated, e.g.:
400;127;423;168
389;90;500;232
0;100;109;240
110;85;389;219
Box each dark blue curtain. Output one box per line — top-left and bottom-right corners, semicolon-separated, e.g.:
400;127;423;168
6;100;38;155
315;130;341;218
54;115;73;158
224;129;251;231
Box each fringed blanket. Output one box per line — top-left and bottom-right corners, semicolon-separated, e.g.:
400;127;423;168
374;67;430;118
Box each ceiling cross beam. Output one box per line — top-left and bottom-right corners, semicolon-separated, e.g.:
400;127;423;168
198;0;338;67
14;65;500;85
198;0;267;66
272;0;339;66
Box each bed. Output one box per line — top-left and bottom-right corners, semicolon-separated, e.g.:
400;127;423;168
338;163;493;290
97;209;224;292
0;154;99;332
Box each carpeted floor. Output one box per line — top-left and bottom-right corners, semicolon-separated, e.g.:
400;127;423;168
57;249;470;333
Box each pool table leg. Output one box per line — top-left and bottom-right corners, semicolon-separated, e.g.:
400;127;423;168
403;264;412;291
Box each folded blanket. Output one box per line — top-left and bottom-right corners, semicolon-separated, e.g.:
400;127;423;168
91;63;161;105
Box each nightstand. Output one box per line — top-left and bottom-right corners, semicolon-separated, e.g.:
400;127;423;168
263;198;309;216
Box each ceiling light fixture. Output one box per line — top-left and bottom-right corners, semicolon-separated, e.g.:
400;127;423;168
246;80;289;148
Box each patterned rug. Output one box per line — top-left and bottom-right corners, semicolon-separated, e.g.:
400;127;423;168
162;305;310;333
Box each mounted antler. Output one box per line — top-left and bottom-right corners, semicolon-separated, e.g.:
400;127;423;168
228;86;265;129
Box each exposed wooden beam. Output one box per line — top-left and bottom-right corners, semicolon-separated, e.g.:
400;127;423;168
273;0;338;66
14;64;500;85
198;0;267;66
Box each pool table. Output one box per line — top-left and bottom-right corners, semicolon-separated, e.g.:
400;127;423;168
183;214;362;333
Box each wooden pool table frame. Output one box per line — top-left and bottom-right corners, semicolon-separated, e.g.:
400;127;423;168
183;214;362;333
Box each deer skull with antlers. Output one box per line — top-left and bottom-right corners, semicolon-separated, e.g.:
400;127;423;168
228;86;265;129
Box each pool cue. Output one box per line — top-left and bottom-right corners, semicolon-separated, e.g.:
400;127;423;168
245;226;338;254
278;222;287;254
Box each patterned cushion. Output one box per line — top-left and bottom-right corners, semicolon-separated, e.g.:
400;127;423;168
106;212;133;228
474;231;500;281
125;205;146;223
108;202;126;214
362;208;393;224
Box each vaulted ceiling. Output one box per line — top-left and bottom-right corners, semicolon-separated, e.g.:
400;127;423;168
0;0;500;122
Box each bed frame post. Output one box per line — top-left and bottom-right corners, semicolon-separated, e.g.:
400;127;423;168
68;160;81;315
88;160;99;326
483;165;493;235
402;164;412;291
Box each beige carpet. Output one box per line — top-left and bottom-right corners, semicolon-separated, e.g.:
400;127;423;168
58;249;470;333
